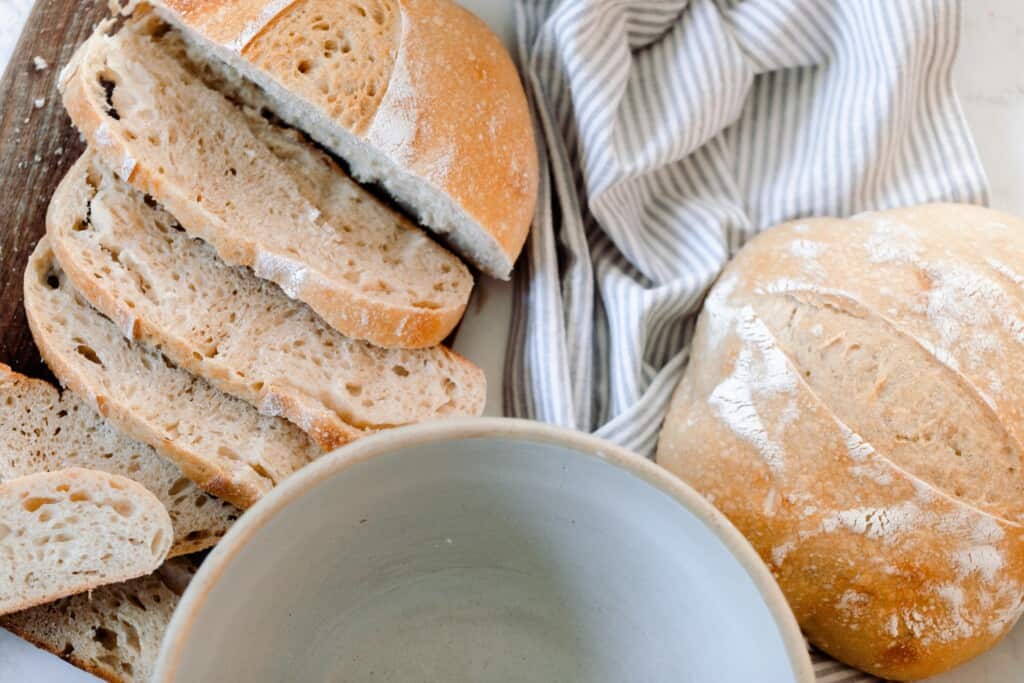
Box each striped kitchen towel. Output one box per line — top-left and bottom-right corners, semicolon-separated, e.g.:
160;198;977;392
506;1;987;682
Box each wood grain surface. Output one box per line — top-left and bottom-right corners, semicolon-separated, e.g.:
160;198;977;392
0;0;108;381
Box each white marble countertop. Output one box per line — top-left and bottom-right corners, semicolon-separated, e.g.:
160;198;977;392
2;0;1024;681
0;0;33;72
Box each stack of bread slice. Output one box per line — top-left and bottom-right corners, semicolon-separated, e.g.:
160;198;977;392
3;0;536;680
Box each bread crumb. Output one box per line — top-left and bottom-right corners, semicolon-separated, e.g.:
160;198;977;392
32;56;48;71
33;98;45;109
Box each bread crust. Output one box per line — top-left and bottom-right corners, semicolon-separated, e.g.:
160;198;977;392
151;0;538;278
657;204;1024;680
59;18;472;349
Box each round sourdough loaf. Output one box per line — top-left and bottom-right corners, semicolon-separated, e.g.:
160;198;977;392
146;0;538;279
657;204;1024;680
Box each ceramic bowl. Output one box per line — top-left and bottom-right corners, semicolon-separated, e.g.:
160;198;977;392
155;418;813;682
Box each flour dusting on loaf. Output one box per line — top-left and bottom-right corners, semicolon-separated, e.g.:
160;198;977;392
366;10;417;166
955;545;1004;583
821;503;922;543
658;203;1024;680
707;305;795;474
862;216;923;264
987;257;1024;287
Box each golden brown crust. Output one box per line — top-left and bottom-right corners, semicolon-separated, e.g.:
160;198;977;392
382;0;537;270
657;204;1024;680
661;333;1024;679
59;20;471;349
154;0;538;277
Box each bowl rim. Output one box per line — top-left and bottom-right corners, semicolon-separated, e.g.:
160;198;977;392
154;417;815;682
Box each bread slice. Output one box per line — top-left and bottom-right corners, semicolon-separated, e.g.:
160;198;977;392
0;364;238;556
24;240;321;508
147;0;538;279
59;11;474;349
2;556;198;683
0;468;172;616
49;151;486;450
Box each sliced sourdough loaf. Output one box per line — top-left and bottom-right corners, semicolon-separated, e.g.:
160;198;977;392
49;151;485;450
0;468;172;616
24;240;321;508
146;0;538;279
0;364;238;556
59;11;473;349
2;556;198;683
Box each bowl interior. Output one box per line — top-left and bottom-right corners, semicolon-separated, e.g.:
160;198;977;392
161;431;802;682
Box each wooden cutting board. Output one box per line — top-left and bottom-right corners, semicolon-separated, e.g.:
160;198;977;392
0;0;108;381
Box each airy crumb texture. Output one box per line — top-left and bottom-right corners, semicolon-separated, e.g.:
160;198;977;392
151;0;539;278
24;240;321;509
50;152;486;450
60;12;473;348
0;364;238;556
2;556;199;683
0;468;172;617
